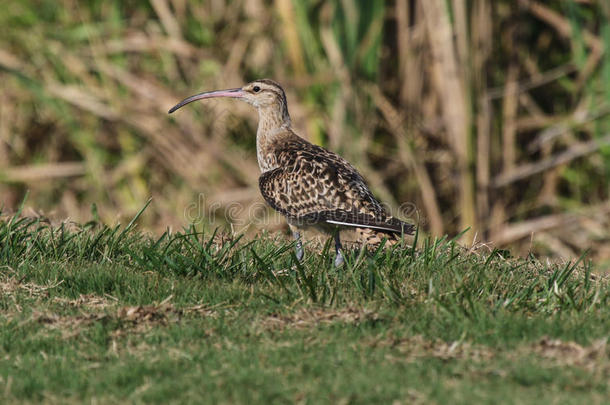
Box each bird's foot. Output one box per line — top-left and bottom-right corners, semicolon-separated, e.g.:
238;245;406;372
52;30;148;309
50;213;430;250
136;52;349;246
293;231;304;261
334;250;344;267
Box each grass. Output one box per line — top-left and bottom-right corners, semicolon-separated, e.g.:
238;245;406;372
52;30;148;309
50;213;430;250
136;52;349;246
0;209;609;404
3;1;610;261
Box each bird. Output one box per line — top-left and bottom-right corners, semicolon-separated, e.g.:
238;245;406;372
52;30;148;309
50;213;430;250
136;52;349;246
169;79;415;267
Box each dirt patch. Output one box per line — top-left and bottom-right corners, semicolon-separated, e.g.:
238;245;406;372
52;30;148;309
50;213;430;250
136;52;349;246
0;274;118;314
373;335;495;363
103;304;180;337
531;336;609;369
0;276;64;300
114;301;218;326
261;307;380;330
53;293;115;310
32;311;107;339
29;298;219;339
371;335;608;368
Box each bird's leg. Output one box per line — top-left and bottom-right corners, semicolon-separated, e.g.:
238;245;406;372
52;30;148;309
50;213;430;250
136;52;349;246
293;231;304;261
289;224;304;261
334;231;344;267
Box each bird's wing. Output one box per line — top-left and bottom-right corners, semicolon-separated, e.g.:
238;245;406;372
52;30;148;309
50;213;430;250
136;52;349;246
317;211;415;234
258;147;414;235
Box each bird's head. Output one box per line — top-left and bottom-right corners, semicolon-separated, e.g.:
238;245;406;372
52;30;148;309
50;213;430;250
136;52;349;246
169;79;290;122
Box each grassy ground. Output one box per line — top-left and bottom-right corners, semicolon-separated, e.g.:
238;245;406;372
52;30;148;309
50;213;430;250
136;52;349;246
1;210;609;404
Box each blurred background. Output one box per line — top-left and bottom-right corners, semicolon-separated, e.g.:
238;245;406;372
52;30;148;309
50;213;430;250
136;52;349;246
1;0;609;268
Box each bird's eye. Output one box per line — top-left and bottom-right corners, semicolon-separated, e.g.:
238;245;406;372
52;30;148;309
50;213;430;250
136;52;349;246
253;86;261;93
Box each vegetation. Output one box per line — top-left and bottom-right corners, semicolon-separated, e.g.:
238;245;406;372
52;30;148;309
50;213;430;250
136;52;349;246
1;1;609;402
0;209;609;403
1;1;609;265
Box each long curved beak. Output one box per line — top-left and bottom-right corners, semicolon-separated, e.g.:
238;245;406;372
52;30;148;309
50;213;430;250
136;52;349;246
168;88;245;113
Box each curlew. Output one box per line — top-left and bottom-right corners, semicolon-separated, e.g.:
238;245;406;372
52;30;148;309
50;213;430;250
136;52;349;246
169;79;415;266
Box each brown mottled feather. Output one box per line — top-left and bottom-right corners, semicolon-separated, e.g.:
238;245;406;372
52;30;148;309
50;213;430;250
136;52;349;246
258;128;414;242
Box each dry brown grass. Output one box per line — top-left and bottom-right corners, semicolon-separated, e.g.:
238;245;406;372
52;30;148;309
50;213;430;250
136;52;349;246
1;1;609;267
260;307;380;331
531;336;609;370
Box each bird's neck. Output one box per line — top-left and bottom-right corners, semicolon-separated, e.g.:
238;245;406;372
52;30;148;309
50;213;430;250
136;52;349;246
256;106;291;172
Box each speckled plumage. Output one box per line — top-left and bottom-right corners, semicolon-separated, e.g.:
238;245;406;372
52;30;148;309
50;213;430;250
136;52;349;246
169;79;415;264
258;129;413;236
